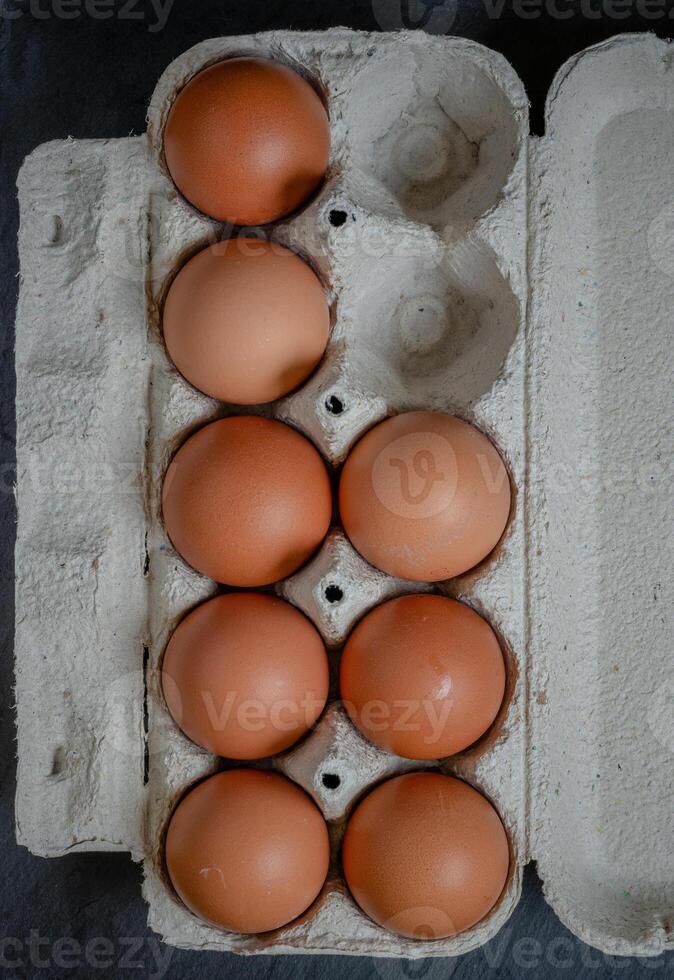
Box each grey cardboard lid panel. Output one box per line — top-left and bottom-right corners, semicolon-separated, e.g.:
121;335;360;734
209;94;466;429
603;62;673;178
14;137;150;859
13;29;674;958
528;33;674;956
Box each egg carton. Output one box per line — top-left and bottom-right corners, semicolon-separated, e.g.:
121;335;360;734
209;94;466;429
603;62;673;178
14;29;673;959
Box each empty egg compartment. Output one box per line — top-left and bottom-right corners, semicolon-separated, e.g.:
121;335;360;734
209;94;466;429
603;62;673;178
140;29;529;956
339;36;523;234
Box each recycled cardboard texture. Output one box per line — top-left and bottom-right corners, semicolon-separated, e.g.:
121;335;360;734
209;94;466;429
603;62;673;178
14;29;673;959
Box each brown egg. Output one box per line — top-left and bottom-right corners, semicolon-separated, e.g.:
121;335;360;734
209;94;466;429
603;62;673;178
162;592;329;759
340;595;505;760
339;412;511;582
162;416;332;586
166;769;330;934
163;239;330;405
163;57;330;224
342;772;510;940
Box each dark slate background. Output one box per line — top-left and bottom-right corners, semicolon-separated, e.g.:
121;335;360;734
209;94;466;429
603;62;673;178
1;2;673;978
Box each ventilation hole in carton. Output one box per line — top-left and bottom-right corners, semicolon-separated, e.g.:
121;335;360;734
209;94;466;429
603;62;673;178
324;584;344;604
325;394;345;416
328;209;348;227
321;773;340;790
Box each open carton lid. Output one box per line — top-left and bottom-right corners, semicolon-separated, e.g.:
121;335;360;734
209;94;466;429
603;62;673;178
14;30;673;958
527;33;674;956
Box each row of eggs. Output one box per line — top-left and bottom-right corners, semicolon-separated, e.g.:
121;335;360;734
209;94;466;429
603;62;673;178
162;412;511;586
163;591;505;763
167;769;510;941
157;54;512;945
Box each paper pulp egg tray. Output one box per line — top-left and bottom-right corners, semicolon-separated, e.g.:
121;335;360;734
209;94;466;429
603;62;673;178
14;28;674;959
